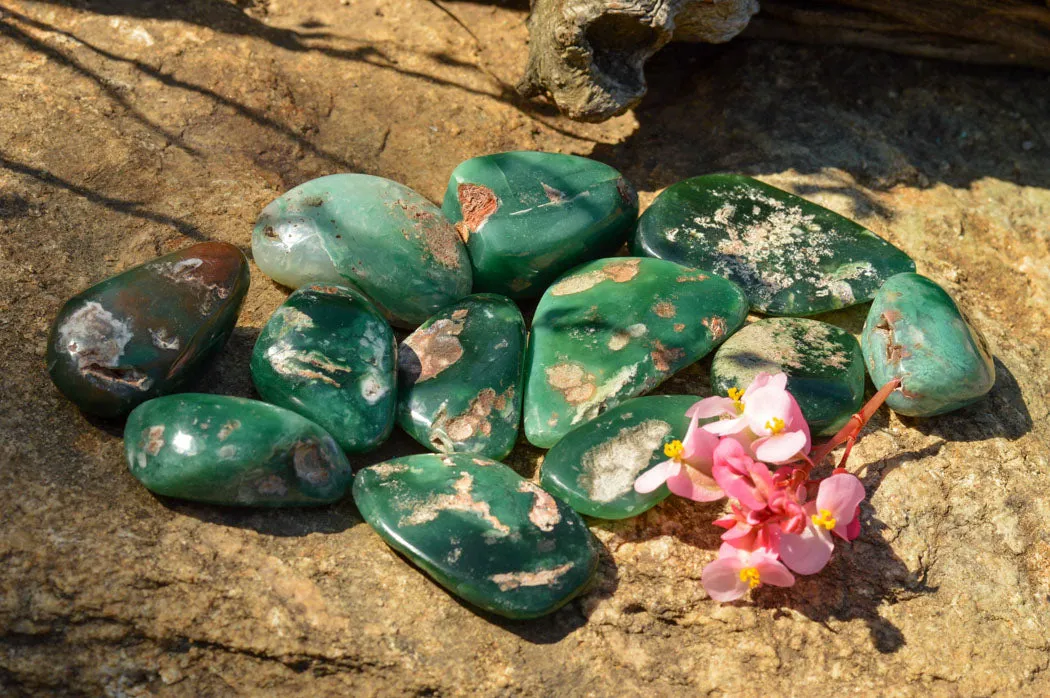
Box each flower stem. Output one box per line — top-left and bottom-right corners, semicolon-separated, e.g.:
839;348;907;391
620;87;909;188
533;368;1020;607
811;378;901;466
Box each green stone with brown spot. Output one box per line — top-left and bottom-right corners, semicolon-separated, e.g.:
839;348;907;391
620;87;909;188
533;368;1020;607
251;283;397;453
46;242;250;418
353;453;598;619
125;394;352;506
710;318;865;436
397;294;525;460
540;395;703;519
632;174;915;315
523;257;749;448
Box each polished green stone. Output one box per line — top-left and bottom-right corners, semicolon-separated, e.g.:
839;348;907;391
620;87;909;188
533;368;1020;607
442;151;638;299
632;174;915;315
125;394;352;506
540;395;702;519
397;294;525;460
523;257;748;448
251;283;397;453
353;453;598;619
862;273;995;416
252;174;471;328
47;243;250;418
710;318;865;436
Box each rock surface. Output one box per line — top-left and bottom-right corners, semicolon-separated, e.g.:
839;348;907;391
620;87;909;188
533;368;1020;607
2;1;1049;695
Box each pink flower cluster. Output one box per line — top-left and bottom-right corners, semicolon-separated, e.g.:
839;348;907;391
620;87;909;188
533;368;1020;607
635;373;866;602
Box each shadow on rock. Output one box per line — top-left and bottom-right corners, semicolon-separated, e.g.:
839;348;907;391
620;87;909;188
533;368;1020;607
160;494;362;537
903;357;1033;442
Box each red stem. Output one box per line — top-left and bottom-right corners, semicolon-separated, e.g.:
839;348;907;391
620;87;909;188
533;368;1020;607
810;378;901;466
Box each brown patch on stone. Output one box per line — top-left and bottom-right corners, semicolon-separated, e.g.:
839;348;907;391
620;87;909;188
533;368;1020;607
371;462;409;478
545;363;597;404
432;388;499;447
702;316;727;340
604;259;640;283
673;323;686;332
541;182;565;203
608;331;630;351
518;481;561;531
255;474;289;497
402;317;466;382
451;308;469;320
490;562;574;591
874;312;909;364
650;340;685;372
400;472;510;534
549;269;606;296
263;225;278;239
292;441;331;486
217;420;240;442
143;426;165;456
396;199;462;269
457;183;499;233
652;301;676;318
454;221;470;244
302;196;325;207
677;272;709;282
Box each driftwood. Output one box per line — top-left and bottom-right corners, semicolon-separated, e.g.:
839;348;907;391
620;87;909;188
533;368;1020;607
519;0;1050;121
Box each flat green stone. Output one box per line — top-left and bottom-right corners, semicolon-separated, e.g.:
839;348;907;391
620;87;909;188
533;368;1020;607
353;454;598;619
540;395;702;519
251;283;397;453
252;174;471;328
47;243;250;418
523;257;748;448
397;294;525;460
710;318;865;436
862;273;995;416
125;394;352;506
632;174;916;315
442;151;638;299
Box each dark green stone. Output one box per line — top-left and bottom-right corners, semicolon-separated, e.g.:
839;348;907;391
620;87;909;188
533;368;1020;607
862;273;995;416
632;174;915;315
710;318;865;436
397;294;525;460
47;243;250;418
540;395;702;520
442;151;638;299
251;283;397;453
353;454;598;619
523;257;748;448
125;394;352;506
252;174;471;328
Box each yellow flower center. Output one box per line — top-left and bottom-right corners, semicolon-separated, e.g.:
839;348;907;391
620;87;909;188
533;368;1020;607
738;567;761;589
663;439;685;461
765;416;785;435
812;508;837;530
728;387;745;412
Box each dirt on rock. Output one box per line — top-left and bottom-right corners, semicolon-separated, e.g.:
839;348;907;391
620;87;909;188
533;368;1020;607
1;0;1049;696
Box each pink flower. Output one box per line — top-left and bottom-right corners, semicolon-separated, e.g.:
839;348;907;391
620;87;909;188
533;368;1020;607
690;373;811;464
634;416;724;502
779;473;865;575
710;437;775;512
701;543;795;602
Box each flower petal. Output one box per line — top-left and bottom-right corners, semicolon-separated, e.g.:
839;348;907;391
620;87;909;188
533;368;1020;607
701;557;749;602
842;509;862;541
752;430;809;464
754;558;795;588
688;397;737;419
779;523;834;575
702;416;748;436
681;416;719;471
634;459;679;494
666;466;725;502
816;473;866;522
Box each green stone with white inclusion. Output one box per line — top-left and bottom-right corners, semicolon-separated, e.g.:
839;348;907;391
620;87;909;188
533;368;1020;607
442;151;638;299
710;318;865;436
540;395;702;520
632;174;916;315
251;283;397;453
862;273;995;417
522;257;748;448
353;454;598;619
125;394;352;506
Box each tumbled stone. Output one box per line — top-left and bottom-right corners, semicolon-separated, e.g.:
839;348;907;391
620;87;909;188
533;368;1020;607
125;394;352;506
252;174;471;327
397;294;525;460
46;243;249;418
710;318;865;436
862;272;995;417
442;151;638;298
540;395;702;519
353;453;597;618
251;283;396;453
523;257;748;448
633;174;915;315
